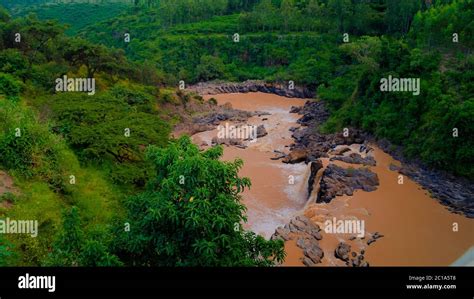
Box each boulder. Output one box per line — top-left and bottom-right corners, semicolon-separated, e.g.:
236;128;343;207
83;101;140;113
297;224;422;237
330;152;377;166
282;149;308;164
335;242;351;262
290;106;302;113
256;125;268;138
317;165;379;203
271;215;325;266
302;257;316;266
332;147;351;156
389;163;401;172
211;137;244;147
271;227;291;241
367;232;384;246
304;246;324;264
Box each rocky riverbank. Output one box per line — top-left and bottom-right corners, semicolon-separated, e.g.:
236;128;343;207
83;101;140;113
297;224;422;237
288;100;474;218
288;101;367;161
186;80;314;99
174;100;269;137
377;139;474;218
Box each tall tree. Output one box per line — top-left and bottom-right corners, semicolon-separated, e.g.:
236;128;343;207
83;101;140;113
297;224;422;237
305;0;322;31
386;0;422;35
328;0;351;33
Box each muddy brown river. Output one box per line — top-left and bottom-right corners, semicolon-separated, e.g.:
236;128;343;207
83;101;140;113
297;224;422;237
191;92;474;266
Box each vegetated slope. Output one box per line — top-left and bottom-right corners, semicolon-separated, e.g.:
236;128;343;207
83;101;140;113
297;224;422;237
79;0;417;86
318;0;473;179
0;5;284;266
8;2;131;35
79;0;473;179
0;8;166;265
0;0;50;10
0;0;132;9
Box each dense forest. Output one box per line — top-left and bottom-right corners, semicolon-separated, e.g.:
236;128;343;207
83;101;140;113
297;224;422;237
2;0;132;34
0;0;473;266
81;0;473;178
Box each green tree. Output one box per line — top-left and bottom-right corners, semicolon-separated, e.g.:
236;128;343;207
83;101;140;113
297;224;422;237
196;55;226;81
0;73;22;100
0;5;10;23
386;0;422;35
10;15;63;66
0;49;29;80
289;55;332;88
253;0;278;31
113;136;285;266
305;0;322;31
328;0;351;33
280;0;297;32
62;39;121;78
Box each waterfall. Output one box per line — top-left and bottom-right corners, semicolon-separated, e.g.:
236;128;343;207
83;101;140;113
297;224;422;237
304;160;326;208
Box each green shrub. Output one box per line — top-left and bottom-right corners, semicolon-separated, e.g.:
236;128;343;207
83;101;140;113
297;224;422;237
0;73;22;101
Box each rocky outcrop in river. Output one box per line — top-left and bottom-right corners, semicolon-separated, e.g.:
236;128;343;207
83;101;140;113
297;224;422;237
271;215;324;266
335;242;369;267
193;109;269;127
317;164;380;203
330;152;376;166
289;101;367;162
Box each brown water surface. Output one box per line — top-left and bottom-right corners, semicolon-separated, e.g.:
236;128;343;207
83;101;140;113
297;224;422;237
190;92;474;266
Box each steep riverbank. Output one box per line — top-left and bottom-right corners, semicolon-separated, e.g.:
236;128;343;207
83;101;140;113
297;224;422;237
187;80;314;99
183;92;474;266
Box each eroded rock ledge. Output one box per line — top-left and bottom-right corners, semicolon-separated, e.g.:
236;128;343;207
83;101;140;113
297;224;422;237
330;152;376;166
174;103;268;137
187;80;314;98
317;164;380;203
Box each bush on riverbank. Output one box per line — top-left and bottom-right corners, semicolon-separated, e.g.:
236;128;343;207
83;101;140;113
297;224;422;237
112;136;285;266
